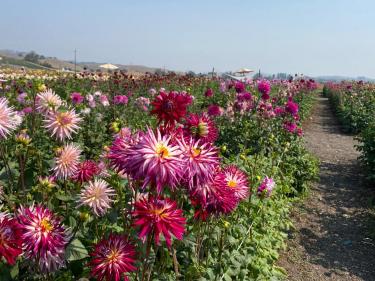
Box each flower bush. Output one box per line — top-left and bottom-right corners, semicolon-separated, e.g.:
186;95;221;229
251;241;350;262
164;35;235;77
0;70;318;280
324;82;375;183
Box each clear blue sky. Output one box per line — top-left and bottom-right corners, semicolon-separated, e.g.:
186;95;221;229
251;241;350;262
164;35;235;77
1;0;375;77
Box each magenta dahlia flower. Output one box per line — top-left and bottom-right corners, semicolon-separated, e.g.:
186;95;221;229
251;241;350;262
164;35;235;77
190;176;238;216
257;80;271;99
89;234;137;281
113;95;129;105
17;205;70;272
285;100;299;116
123;128;183;193
234;81;245;93
150;91;193;126
0;97;22;139
78;179;116;216
70;92;84;104
133;196;186;247
283;121;297;133
178;137;220;189
207;104;223;117
52;143;81;179
219;165;249;201
72;160;100;183
0;214;23;265
204;88;214;97
44;109;82;141
184;113;218;143
257;176;275;197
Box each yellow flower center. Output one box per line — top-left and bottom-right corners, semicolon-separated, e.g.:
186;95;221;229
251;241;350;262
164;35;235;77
197;122;208;137
227;180;237;188
155;144;170;158
106;249;120;263
56;112;72;126
40;218;53;232
191;147;201;157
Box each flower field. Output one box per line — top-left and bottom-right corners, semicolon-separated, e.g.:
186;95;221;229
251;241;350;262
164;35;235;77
0;70;319;280
324;82;375;182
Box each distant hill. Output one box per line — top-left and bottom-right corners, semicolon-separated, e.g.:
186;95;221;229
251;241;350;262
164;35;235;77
313;75;375;83
0;49;169;74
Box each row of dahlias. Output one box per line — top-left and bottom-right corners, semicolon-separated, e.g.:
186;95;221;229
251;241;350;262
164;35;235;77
0;80;282;280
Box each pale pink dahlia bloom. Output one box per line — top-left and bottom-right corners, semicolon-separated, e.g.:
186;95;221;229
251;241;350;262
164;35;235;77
0;97;22;139
52;143;81;179
17;205;70;273
44;109;82;141
78;179;116;216
36;89;62;114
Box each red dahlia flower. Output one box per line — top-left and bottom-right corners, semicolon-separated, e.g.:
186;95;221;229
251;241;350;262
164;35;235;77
0;214;23;265
133;196;186;247
90;234;137;281
150;91;192;126
72;160;100;183
184;113;218;143
17;205;70;273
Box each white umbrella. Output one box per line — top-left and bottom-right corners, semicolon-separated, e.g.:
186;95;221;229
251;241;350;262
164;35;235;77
99;63;119;70
235;68;254;74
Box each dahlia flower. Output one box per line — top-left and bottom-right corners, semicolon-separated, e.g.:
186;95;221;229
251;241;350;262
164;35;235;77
17;205;70;272
204;88;214;97
72;160;100;183
100;95;110;106
234;81;245;93
178;138;220;189
219;165;249;201
0;214;23;265
108;134;138;174
150;91;192;126
123;128;183;193
0;97;22;139
190;176;238;216
52;143;81;179
36;89;62;114
44;109;82;141
78;179;116;216
207;104;223;117
283;121;297;133
89;234;137;281
133;196;186;247
257;176;275;197
184;113;218;143
70;92;84;104
257;80;271;99
113;95;128;105
285;100;299;116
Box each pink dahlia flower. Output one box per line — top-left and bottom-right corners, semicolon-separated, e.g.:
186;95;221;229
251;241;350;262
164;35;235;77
257;176;275;197
36;89;62;114
78;179;116;216
257;80;271;99
132;196;186;247
17;205;70;272
70;92;84;104
219;165;249;201
89;234;137;281
207;104;224;117
44;109;82;141
52;143;81;179
113;95;129;105
0;97;22;139
123;128;183;193
178;137;220;189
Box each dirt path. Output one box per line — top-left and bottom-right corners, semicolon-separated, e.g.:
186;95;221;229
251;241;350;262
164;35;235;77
278;96;375;281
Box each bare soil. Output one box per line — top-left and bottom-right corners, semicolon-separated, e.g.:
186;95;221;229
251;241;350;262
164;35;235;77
278;96;375;281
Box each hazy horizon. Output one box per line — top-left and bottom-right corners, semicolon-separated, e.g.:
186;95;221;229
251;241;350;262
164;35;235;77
1;0;375;77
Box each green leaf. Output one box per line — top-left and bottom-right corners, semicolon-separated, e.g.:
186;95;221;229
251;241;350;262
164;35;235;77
65;238;89;261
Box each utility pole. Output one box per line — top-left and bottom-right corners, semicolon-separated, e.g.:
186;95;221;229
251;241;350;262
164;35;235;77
212;67;215;78
74;49;77;75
